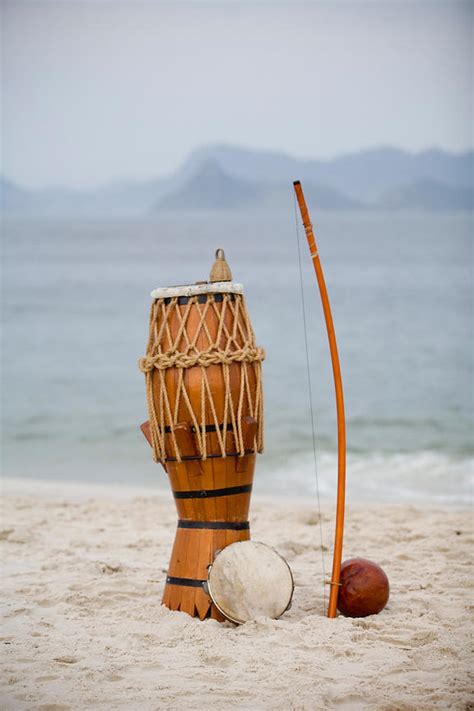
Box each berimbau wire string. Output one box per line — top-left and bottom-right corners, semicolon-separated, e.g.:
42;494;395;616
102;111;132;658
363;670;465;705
293;193;327;612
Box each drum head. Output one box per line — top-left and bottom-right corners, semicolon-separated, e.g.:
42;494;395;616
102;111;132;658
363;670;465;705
207;541;294;624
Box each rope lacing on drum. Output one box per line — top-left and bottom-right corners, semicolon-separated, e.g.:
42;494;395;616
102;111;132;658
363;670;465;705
138;293;265;463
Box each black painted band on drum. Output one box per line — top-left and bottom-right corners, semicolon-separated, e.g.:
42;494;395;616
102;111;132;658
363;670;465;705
173;484;252;500
163;293;236;306
165;576;206;588
177;519;250;530
165;449;255;462
162;422;234;434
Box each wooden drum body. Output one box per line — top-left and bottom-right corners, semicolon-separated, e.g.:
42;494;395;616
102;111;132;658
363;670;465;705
139;278;264;620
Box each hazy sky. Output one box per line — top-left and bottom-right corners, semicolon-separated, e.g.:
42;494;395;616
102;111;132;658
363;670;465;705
2;0;473;189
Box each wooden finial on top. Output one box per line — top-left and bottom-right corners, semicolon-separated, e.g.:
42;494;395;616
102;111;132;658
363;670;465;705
210;248;232;282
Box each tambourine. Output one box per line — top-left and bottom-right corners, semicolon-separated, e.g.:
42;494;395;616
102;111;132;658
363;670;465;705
205;541;294;624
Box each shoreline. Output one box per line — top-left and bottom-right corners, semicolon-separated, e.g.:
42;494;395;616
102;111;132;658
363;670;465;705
1;475;471;510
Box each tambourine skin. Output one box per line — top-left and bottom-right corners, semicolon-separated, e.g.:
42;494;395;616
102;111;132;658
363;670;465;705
206;541;294;624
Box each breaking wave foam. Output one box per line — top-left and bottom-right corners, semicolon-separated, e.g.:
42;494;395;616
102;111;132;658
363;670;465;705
256;450;473;504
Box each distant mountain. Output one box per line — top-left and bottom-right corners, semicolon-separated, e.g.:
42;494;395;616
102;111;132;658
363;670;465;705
158;161;264;210
184;145;474;201
266;181;360;210
156;161;359;212
0;178;32;214
1;145;472;218
0;175;174;218
379;180;474;210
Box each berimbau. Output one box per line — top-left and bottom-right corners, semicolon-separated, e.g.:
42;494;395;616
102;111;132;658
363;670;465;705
139;250;265;620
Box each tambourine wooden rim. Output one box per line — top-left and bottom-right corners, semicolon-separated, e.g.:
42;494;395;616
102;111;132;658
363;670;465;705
206;540;295;625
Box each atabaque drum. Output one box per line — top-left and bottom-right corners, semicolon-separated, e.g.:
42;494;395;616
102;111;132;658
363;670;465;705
139;250;265;620
206;541;294;624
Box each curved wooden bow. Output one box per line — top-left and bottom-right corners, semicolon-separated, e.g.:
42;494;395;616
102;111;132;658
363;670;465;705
293;180;346;618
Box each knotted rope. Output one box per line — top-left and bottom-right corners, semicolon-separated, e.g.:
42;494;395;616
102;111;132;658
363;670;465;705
139;345;265;372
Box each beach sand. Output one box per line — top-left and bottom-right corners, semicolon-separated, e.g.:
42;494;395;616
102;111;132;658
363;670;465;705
1;478;472;710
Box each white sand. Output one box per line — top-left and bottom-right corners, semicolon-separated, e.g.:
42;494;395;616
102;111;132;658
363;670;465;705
1;478;472;710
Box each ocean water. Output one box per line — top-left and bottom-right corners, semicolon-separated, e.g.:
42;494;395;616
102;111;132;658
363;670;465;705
2;210;473;503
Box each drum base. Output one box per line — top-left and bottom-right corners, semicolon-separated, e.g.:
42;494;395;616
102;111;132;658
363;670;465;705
161;453;255;620
162;526;251;620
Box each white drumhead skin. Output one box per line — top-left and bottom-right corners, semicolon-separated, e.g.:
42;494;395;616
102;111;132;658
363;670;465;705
150;281;243;300
207;541;294;624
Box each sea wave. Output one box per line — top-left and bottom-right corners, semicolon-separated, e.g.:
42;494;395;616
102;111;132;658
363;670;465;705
255;450;473;504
